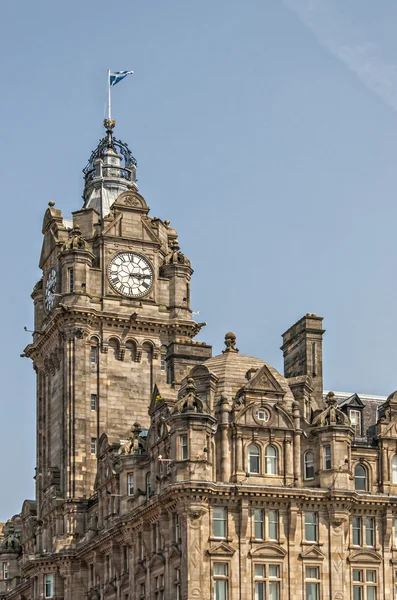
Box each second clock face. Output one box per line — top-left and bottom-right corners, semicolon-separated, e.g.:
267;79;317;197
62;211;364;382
45;268;57;313
108;252;153;298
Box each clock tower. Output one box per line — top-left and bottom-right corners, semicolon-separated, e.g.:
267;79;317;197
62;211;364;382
24;120;211;538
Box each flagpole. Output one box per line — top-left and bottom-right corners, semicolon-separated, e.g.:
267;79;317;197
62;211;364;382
107;69;111;120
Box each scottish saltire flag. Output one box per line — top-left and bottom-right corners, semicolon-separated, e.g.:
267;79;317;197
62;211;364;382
110;71;134;87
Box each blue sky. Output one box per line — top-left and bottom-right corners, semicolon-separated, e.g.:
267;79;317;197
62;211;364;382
1;0;397;519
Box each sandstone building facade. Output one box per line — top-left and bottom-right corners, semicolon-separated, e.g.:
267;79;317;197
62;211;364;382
1;121;397;600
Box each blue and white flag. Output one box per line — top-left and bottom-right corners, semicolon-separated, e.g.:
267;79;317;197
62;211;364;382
109;71;134;87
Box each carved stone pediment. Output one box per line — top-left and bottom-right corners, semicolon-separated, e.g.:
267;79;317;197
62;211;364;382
169;544;182;561
243;364;284;395
111;191;149;213
348;549;382;564
148;553;165;569
135;561;146;577
299;545;326;560
249;542;287;558
207;542;235;556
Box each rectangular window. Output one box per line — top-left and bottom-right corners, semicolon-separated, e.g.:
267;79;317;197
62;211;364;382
174;513;180;542
175;568;181;600
324;446;332;470
161;354;166;371
268;510;279;541
213;507;227;539
254;564;265;600
2;563;8;580
90;393;97;411
127;473;134;496
350;410;362;436
90;345;98;364
68;267;74;293
45;574;54;598
305;512;318;542
353;569;377;600
139;583;145;599
180;434;188;460
254;564;281;600
254;509;264;540
352;517;362;546
366;517;375;547
90;437;97;455
214;563;228;600
305;567;320;600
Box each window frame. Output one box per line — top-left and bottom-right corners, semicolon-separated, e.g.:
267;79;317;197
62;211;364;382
265;445;278;476
254;509;264;541
213;507;227;539
90;437;97;455
350;409;362;436
180;434;188;460
90;344;98;365
248;444;261;474
68;267;74;293
2;562;8;581
127;473;134;496
304;451;315;480
268;510;279;542
44;574;54;599
146;472;152;500
354;464;368;491
324;446;332;470
304;512;318;543
352;516;362;546
352;568;377;600
392;455;397;484
90;393;97;411
305;566;320;600
213;562;229;600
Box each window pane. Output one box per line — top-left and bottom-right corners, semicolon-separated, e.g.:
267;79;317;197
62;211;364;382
354;465;367;490
352;517;361;545
324;446;332;470
269;581;280;600
305;513;317;542
213;508;226;538
269;565;279;578
266;446;278;475
393;456;397;483
249;445;260;474
353;588;363;600
366;519;374;546
269;510;278;540
254;510;264;540
214;563;228;576
306;582;318;600
214;580;227;600
255;582;264;600
353;570;363;582
254;565;265;578
306;567;319;579
366;588;376;600
366;570;376;583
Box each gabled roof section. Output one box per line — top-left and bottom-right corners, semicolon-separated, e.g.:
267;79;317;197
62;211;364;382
243;364;284;395
339;393;365;409
149;383;177;416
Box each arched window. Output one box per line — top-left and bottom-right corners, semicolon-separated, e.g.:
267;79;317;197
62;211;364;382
354;464;367;491
392;456;397;484
248;444;260;474
304;451;315;480
265;445;278;475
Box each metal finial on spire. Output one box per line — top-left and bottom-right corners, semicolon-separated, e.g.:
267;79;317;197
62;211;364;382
103;118;116;149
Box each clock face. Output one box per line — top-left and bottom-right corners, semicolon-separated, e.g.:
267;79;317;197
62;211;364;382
44;268;57;313
108;252;154;298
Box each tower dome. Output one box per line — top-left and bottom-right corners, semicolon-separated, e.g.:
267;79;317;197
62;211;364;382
82;119;138;218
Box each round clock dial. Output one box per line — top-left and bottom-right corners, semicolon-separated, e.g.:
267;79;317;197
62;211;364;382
44;268;57;313
108;252;153;298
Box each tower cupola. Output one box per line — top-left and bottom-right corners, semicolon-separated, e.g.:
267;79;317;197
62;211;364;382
82;119;137;218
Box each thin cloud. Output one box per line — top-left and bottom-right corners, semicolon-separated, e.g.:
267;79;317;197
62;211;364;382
282;0;397;111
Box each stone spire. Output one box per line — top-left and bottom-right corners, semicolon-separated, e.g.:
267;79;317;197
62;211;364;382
82;119;138;219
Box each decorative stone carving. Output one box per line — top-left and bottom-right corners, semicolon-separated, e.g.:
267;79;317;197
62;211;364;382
312;392;350;427
222;331;238;354
163;239;191;267
173;379;208;414
62;224;88;251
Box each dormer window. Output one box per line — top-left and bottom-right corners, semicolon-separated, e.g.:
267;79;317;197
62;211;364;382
350;410;362;436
